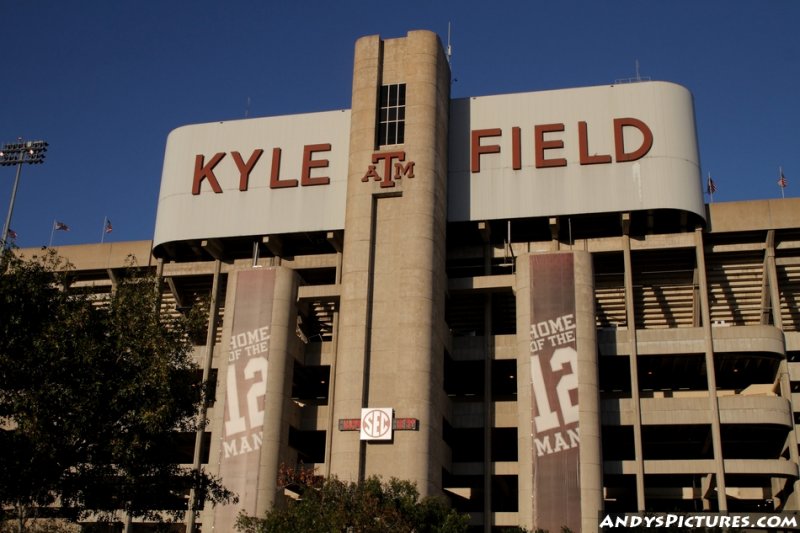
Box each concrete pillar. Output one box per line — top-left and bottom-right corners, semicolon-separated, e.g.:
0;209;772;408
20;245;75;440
516;257;534;530
694;227;728;511
186;259;222;533
622;233;646;510
255;267;301;513
208;267;300;530
575;251;602;533
765;230;800;509
515;251;601;533
329;30;450;495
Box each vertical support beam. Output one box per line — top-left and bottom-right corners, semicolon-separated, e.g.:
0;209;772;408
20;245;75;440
186;258;222;533
766;231;782;330
483;292;492;533
694;227;728;511
106;268;119;295
326;230;344;285
692;268;701;327
575;251;602;533
514;251;600;533
263;235;282;266
479;219;492;532
761;231;774;325
515;257;534;531
323;309;341;477
549;217;560;251
256;268;301;514
765;230;800;508
621;226;646;511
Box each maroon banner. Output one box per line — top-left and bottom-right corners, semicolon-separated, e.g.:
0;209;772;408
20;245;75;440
529;254;581;532
214;269;275;530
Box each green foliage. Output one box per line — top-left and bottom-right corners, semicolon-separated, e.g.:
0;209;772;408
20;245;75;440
0;251;235;530
236;466;469;533
0;519;79;533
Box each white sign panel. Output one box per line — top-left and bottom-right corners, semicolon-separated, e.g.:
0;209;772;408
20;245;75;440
153;110;350;251
360;407;393;441
153;81;705;252
447;81;704;222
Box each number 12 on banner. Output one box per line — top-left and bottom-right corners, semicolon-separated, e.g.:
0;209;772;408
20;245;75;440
225;357;268;436
530;346;579;433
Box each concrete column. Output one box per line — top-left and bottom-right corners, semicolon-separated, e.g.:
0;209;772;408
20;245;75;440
694;227;728;511
515;255;535;531
765;230;800;508
621;233;646;510
323;309;340;478
255;267;301;513
330;30;450;495
515;251;601;533
186;259;222;533
482;224;493;533
205;267;300;530
575;251;602;533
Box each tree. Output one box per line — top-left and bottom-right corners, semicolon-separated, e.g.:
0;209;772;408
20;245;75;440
0;250;234;531
235;466;469;533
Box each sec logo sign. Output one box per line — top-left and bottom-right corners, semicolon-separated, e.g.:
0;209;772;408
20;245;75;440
360;408;393;441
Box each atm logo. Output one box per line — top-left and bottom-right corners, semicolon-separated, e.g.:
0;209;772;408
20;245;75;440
362;151;415;188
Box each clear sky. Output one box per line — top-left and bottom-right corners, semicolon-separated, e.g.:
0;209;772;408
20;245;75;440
1;0;797;248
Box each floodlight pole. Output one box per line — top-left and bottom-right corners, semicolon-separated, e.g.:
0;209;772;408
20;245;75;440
1;162;24;248
0;139;48;248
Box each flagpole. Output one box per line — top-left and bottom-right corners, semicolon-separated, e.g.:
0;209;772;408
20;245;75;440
48;219;55;248
780;167;785;199
101;216;107;244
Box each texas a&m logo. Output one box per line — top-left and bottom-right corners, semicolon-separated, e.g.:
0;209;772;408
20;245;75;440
361;151;415;188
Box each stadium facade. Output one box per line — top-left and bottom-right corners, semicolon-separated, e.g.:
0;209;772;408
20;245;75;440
28;30;800;532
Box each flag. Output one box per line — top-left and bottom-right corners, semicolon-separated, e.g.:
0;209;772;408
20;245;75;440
104;219;113;233
706;176;717;195
55;221;70;231
7;228;17;240
778;171;788;189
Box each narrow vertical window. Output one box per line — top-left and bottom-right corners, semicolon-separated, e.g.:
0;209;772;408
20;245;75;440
377;84;406;147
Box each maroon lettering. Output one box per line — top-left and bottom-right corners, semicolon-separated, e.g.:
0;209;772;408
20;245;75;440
362;165;380;182
301;143;331;186
394;160;415;180
614;117;653;162
231;149;264;191
534;123;567;168
578;122;612;165
468;117;654;173
269;148;297;189
192;153;225;195
512;126;522;170
471;128;502;173
371;151;406;188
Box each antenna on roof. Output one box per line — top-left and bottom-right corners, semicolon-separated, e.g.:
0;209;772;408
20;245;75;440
245;96;251;118
614;60;651;84
446;22;453;64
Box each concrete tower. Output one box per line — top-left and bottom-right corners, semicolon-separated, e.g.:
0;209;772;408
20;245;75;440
329;30;451;495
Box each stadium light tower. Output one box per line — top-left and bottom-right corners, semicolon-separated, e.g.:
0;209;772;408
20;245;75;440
0;139;48;248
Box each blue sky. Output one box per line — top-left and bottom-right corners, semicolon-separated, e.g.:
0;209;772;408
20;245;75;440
1;1;797;248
